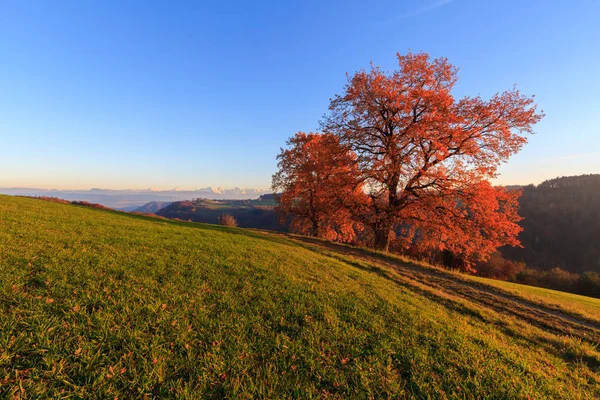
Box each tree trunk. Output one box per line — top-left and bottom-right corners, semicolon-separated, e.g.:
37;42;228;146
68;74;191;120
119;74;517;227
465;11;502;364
373;173;400;252
374;226;391;252
312;219;321;238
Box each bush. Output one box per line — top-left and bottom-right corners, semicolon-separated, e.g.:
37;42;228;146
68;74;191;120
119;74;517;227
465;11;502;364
577;271;600;298
544;267;579;291
515;267;584;295
476;252;526;281
218;214;237;227
71;201;113;210
515;268;541;287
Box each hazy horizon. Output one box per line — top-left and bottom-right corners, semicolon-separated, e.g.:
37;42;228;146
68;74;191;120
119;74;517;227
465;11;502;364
0;170;594;192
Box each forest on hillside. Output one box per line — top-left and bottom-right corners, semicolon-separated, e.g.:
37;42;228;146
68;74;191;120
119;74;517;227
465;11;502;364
501;174;600;273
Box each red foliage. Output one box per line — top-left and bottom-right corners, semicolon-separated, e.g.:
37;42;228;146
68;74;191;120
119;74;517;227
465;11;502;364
476;252;527;281
71;201;113;211
218;214;238;227
272;132;365;242
30;196;71;205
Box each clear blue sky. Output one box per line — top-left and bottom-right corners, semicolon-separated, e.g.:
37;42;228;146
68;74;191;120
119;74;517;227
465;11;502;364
1;0;599;190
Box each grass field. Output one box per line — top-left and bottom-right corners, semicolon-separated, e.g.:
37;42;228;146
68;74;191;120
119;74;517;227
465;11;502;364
1;195;599;398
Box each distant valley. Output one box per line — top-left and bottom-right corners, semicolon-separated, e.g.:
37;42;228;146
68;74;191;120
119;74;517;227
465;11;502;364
153;195;283;231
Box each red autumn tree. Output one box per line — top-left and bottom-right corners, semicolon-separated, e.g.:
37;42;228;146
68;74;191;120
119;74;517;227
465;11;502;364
321;52;543;257
272;132;364;242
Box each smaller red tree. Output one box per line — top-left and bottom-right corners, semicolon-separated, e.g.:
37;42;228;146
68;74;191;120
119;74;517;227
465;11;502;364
272;132;364;242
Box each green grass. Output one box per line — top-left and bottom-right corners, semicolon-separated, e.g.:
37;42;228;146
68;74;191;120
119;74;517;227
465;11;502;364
1;195;599;399
467;274;600;324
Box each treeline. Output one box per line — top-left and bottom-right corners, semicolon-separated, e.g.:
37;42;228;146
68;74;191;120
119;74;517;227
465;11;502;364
475;252;600;298
26;196;113;210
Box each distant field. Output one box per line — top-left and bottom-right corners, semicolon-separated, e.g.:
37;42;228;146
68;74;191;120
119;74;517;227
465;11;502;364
1;195;599;398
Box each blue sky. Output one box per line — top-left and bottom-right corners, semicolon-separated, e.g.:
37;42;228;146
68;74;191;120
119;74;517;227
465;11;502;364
0;0;598;190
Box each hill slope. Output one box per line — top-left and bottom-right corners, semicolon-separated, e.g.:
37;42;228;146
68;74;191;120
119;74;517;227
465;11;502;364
1;195;599;398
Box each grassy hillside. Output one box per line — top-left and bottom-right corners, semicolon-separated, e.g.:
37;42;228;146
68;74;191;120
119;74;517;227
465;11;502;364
1;195;599;399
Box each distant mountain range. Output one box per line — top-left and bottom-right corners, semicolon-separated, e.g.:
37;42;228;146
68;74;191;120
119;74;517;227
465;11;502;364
0;187;268;211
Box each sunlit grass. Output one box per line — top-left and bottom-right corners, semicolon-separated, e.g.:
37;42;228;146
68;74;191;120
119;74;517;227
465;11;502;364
467;275;600;323
1;195;598;398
